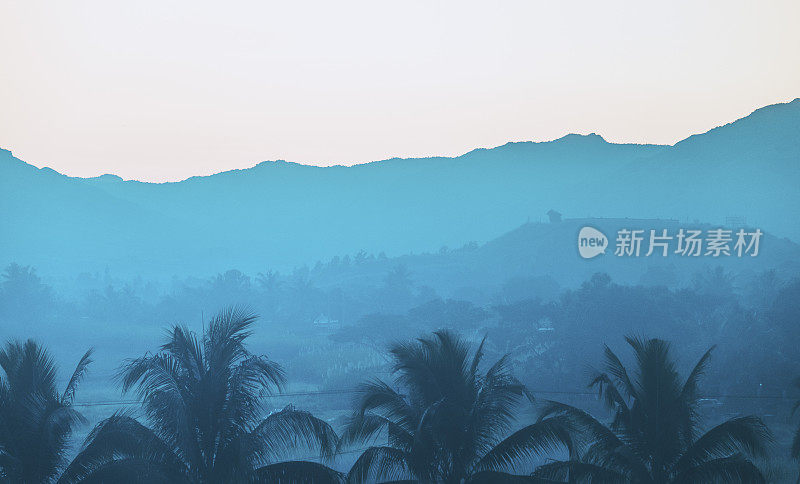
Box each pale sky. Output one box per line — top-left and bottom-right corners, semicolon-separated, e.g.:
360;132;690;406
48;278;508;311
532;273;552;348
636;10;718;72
1;0;798;182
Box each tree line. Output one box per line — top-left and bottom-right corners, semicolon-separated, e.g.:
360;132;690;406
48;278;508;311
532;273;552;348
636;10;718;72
1;307;798;483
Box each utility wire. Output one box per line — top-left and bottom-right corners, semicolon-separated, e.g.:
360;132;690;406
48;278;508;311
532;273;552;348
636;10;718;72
71;389;796;407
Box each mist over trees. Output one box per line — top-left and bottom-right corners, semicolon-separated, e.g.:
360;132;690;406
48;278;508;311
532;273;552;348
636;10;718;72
1;252;799;481
1;209;799;482
1;99;799;481
0;309;793;482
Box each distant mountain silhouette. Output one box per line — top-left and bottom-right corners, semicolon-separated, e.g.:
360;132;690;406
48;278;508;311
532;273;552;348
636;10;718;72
304;217;800;300
1;99;798;279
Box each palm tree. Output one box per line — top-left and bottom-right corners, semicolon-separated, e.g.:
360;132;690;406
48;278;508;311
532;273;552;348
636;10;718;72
533;336;771;483
341;330;571;483
60;308;341;483
0;339;93;483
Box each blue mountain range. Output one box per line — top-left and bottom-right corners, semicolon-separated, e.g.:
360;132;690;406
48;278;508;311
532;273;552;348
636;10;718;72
1;98;798;280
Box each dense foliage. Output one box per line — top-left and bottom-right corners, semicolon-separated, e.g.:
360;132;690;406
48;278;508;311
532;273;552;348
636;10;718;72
59;308;340;483
534;337;771;483
1;263;799;482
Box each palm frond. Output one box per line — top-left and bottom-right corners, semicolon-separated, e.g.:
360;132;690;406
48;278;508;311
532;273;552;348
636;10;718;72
339;413;413;452
0;340;90;483
537;401;650;480
471;354;529;452
473;416;573;474
222;354;285;435
204;306;259;370
468;469;559;483
61;348;93;405
587;373;629;424
346;380;416;439
161;326;204;380
601;345;637;400
347;331;574;482
117;353;185;403
671;453;766;483
469;335;487;381
254;460;345;484
673;416;771;473
0;339;59;398
238;354;285;395
532;460;629;483
389;340;439;406
681;346;715;401
537;401;624;453
346;446;411;484
62;457;180;484
11;393;84;482
59;413;187;484
252;405;339;463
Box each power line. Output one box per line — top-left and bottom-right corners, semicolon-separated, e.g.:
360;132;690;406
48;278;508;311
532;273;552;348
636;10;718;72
71;389;796;407
292;446;372;462
533;390;791;400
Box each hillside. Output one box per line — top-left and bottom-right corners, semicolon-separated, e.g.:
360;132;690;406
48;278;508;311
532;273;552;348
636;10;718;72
303;217;800;300
1;99;798;280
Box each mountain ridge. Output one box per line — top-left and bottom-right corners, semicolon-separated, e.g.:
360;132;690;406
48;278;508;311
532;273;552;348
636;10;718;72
1;98;798;279
5;98;796;184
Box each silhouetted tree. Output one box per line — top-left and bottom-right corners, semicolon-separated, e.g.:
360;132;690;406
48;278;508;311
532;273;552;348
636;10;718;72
534;337;771;483
0;340;92;483
61;308;341;483
383;265;412;291
256;269;282;293
0;264;54;324
691;266;736;302
341;330;570;483
377;265;415;313
408;299;488;331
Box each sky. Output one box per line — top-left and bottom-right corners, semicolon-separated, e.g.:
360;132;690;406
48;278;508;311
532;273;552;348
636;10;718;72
1;0;798;182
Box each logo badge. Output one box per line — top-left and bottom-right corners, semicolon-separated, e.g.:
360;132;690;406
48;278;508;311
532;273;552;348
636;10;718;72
578;227;607;259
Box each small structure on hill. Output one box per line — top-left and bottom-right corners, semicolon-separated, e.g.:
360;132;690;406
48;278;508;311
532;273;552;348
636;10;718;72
547;209;562;223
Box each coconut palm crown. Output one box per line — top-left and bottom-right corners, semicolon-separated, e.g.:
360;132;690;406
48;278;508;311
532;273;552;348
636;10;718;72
534;336;772;483
60;307;341;484
342;330;571;483
0;339;92;483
